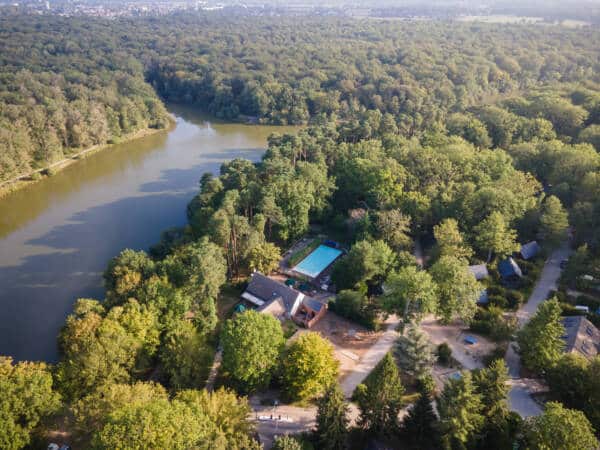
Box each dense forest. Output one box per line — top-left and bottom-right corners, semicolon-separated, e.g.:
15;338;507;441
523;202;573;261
2;11;600;450
2;13;600;182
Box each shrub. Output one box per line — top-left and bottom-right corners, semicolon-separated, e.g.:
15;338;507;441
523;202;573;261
483;343;508;367
30;172;42;181
42;166;56;177
470;307;516;342
506;290;524;309
437;343;452;365
330;290;380;331
488;294;508;309
487;285;506;297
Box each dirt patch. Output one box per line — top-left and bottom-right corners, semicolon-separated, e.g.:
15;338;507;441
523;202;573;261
308;312;383;380
420;316;496;371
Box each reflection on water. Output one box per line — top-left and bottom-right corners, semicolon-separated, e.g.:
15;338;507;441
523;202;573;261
0;105;297;362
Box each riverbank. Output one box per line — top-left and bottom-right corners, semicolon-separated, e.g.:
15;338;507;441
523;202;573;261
0;116;176;199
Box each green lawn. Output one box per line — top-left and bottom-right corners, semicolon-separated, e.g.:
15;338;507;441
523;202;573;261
288;237;322;267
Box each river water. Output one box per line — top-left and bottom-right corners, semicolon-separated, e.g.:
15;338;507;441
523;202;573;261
0;105;296;362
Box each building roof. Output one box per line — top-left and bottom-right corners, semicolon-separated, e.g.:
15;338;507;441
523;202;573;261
477;289;489;305
469;264;489;280
302;297;326;313
244;272;304;315
520;241;541;260
498;257;523;279
561;316;600;360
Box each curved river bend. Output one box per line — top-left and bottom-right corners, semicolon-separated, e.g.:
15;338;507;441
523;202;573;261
0;105;297;362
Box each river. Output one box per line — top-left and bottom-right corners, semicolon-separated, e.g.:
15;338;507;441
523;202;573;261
0;105;297;362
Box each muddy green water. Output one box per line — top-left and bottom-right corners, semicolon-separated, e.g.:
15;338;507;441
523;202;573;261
0;105;297;362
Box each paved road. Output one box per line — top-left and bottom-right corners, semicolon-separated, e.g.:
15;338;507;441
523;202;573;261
251;315;400;447
505;242;572;417
340;315;401;397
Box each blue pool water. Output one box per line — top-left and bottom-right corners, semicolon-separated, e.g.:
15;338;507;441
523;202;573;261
293;245;343;278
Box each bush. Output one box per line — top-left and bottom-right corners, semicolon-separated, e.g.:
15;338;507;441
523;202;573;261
30;172;42;181
437;343;452;365
330;290;380;331
483;343;508;367
470;307;516;342
42;166;56;177
506;290;524;309
488;294;509;309
487;285;506;297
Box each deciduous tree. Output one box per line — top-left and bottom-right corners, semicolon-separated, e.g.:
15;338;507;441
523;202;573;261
527;402;598;450
220;310;285;393
0;357;61;450
282;332;339;402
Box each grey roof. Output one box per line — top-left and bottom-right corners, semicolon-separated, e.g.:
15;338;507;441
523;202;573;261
520;241;541;260
498;257;523;279
469;264;489;280
245;272;302;315
302;297;325;313
561;316;600;360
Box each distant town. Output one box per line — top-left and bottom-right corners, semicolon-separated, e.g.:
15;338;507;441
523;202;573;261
0;0;598;24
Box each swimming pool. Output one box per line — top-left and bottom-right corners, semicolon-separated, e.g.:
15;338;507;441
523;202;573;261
293;245;343;278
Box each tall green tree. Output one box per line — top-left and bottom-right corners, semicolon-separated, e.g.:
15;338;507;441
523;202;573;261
332;239;396;290
527;402;598;450
175;388;257;448
281;332;339;402
517;298;565;374
272;435;303;450
0;357;61;450
375;209;413;251
474;212;519;262
473;359;509;424
434;218;473;260
401;381;439;450
430;256;481;324
56;298;160;401
159;319;213;389
220;310;285;393
538;195;569;248
383;266;438;323
246;241;281;274
315;383;349;450
395;323;436;378
355;352;404;437
437;371;484;449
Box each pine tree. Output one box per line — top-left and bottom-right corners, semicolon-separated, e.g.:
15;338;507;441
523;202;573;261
315;383;349;450
438;371;484;449
395;323;436;378
401;383;439;449
517;298;565;374
474;359;509;423
473;359;514;450
355;352;404;436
